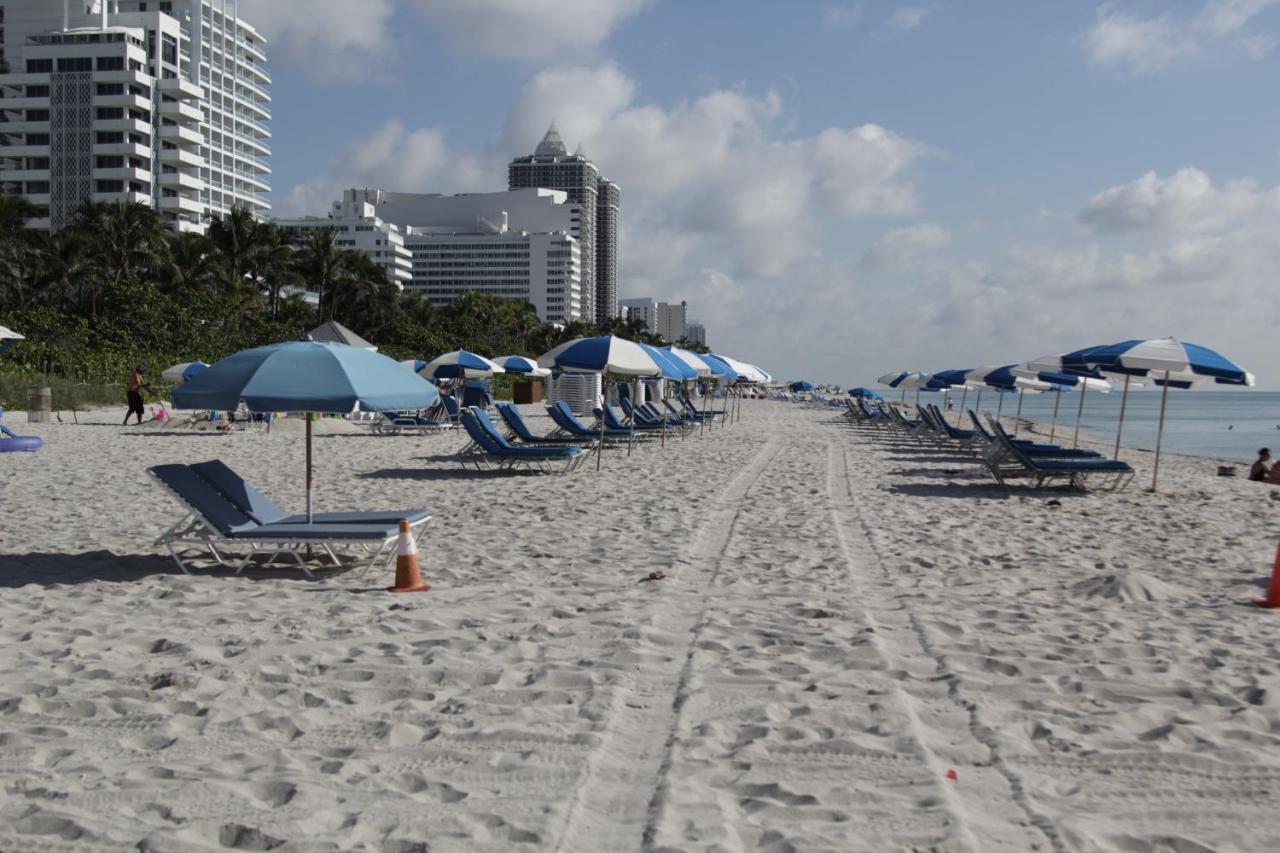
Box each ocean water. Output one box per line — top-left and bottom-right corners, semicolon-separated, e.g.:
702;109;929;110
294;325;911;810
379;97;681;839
913;389;1280;463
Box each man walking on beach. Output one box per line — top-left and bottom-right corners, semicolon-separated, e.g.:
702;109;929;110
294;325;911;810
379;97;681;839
124;365;152;426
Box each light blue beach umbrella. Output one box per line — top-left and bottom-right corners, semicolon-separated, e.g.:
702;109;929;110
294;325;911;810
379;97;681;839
847;387;883;400
173;340;439;521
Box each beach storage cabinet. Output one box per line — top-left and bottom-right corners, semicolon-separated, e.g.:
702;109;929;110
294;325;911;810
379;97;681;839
513;380;543;404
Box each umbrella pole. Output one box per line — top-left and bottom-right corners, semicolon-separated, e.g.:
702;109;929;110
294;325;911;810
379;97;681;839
975;388;983;416
1151;370;1171;492
1014;389;1025;438
700;380;708;436
958;388;968;425
1050;390;1061;444
996;393;1004;422
1071;382;1088;449
1113;374;1131;461
305;413;314;523
627;381;636;456
901;388;906;403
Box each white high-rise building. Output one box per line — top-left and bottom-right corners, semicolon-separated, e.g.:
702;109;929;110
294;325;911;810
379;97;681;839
0;0;271;232
337;188;585;323
621;297;689;343
620;297;656;328
274;190;412;288
685;320;706;347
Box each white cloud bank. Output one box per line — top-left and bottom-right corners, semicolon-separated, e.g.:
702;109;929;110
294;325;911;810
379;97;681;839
239;0;648;77
1083;0;1279;73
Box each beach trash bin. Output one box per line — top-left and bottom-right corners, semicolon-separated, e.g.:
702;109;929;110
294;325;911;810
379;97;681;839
27;385;51;423
513;380;542;404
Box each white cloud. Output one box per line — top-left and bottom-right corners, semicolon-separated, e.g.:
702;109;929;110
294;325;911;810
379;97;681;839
275;119;493;216
887;6;930;32
822;4;863;29
412;0;648;61
846;168;1280;387
1084;0;1279;73
238;0;396;79
862;223;951;268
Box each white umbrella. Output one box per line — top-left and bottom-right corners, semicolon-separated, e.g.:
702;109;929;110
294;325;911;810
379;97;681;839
420;349;505;379
161;361;210;385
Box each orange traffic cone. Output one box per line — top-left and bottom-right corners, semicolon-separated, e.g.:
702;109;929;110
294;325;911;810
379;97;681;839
1253;540;1280;609
388;519;429;593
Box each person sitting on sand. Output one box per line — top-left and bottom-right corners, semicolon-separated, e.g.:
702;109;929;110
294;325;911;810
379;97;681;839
1251;449;1272;482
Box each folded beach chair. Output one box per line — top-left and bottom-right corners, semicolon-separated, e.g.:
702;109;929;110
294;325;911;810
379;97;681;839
460;407;588;474
441;394;462;428
496;402;598;447
981;416;1133;490
547;400;634;442
680;391;726;421
150;460;430;576
601;402;665;432
376;411;450;435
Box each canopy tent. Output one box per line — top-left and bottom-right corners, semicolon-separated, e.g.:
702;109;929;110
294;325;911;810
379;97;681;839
307;320;377;351
173;341;438;520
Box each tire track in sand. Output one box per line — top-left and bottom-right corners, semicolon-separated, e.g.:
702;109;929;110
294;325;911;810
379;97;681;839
551;427;784;853
827;438;1062;852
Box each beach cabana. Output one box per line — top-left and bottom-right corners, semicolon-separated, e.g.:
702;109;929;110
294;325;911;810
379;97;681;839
173;340;439;520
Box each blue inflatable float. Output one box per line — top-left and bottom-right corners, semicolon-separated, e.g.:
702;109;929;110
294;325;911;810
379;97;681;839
0;407;42;452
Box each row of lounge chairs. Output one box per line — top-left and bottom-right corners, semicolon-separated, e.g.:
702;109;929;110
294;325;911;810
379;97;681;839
845;397;1134;490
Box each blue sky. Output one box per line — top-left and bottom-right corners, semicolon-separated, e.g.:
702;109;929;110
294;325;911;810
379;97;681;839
244;0;1280;386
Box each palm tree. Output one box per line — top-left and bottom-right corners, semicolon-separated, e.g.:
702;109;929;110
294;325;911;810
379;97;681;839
207;205;265;297
163;231;220;294
294;227;349;323
250;221;300;320
72;201;170;299
0;195;39;309
325;252;393;329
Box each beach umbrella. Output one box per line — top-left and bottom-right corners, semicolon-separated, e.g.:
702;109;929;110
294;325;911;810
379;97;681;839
173;341;439;521
664;346;713;380
1062;338;1253;489
0;325;22;357
692;352;735;434
847;387;883;400
539;335;663;466
790;380;815;392
928;369;976;424
879;371;925;402
161;361;209;385
712;354;765;423
637;343;696;447
399;358;428;373
492;355;551;377
1019;356;1117;448
420;349;505;380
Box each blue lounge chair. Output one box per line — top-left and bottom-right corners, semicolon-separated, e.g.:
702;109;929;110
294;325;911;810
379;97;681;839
496;402;597;446
966;410;1102;459
377;411;450;435
547;400;633;442
150;461;429;576
460;407;588;473
982;416;1133;490
599;403;665;432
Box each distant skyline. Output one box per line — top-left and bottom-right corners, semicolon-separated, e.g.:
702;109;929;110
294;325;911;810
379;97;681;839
246;0;1280;386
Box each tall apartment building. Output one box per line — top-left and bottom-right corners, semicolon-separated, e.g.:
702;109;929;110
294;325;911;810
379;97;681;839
274;189;412;288
685;320;706;347
596;176;619;324
509;123;621;325
335;187;584;323
0;0;270;232
621;297;689;343
405;230;581;324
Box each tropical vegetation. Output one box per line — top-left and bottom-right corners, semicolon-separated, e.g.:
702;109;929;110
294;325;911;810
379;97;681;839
0;198;705;407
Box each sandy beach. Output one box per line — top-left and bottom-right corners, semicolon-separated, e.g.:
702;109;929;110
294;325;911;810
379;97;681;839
2;400;1279;852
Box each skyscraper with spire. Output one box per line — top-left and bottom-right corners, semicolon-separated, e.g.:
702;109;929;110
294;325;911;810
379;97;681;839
509;123;620;324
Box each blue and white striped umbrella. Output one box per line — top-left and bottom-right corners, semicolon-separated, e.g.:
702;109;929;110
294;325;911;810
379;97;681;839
878;371;926;389
400;358;428;373
638;342;697;380
695;353;738;380
538;335;662;376
492;355;551;377
420;349;506;379
664;346;713;378
1045;338;1252;488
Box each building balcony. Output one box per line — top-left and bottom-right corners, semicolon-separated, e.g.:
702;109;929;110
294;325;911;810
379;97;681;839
159;99;203;123
0;144;52;158
93;190;151;206
159;194;204;215
158;77;203;99
0;96;54;111
160;124;203;146
94;141;152;159
22;192;51;206
0;168;50;182
94;117;152;136
169;217;206;235
160;147;205;168
95;92;151;111
28;217;51;230
0;120;52;134
160;170;203;191
96;166;152;184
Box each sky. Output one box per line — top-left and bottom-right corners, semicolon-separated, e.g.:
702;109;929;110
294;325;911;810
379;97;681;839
242;0;1280;387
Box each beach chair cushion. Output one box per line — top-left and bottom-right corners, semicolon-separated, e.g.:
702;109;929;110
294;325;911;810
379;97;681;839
151;464;259;535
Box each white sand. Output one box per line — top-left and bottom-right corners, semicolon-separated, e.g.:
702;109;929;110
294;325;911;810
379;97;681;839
1;401;1279;851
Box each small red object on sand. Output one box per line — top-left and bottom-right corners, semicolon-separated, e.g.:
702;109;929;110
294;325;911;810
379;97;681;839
945;769;958;781
1254;540;1280;609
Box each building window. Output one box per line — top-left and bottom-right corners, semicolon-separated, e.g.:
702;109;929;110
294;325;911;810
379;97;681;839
27;133;50;145
95;131;124;144
57;57;93;72
97;56;124;71
26;59;52;73
26;109;49;121
95;180;125;193
95;83;125;96
26;85;49;97
95;107;124;120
